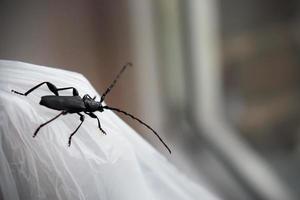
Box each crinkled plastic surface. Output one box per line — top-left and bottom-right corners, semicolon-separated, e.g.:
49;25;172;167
0;60;220;200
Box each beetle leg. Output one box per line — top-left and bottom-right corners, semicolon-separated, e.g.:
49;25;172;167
57;87;79;96
85;112;106;135
68;113;85;146
33;111;66;138
83;94;95;100
12;82;59;96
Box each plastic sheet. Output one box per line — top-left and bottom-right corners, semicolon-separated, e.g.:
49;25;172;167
0;60;220;200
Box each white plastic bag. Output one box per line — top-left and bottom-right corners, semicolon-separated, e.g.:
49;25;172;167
0;60;219;200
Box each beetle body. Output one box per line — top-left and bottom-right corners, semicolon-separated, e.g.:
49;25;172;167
40;95;85;113
40;95;101;113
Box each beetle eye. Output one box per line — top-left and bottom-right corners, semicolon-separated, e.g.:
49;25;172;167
98;105;104;112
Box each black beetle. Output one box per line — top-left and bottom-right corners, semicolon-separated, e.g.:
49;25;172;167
11;63;171;154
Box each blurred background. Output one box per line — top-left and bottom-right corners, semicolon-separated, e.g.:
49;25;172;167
1;0;300;199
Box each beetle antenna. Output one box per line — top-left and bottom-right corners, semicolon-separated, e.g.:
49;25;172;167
100;62;132;103
103;105;171;154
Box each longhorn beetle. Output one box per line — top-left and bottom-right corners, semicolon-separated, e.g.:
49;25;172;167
11;63;171;154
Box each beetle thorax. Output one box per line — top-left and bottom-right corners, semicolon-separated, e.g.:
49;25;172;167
84;99;100;112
